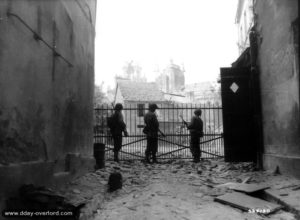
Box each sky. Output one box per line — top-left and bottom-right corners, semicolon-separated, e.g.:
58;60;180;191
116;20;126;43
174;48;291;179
95;0;239;90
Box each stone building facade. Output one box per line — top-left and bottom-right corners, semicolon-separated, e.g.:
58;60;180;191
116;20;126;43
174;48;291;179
156;61;185;93
0;0;96;204
253;0;299;178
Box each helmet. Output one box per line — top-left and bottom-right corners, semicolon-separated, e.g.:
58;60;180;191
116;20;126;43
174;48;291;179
194;108;202;116
149;103;159;111
114;103;123;111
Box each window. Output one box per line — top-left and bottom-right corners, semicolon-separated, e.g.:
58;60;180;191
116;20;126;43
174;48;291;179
137;104;145;117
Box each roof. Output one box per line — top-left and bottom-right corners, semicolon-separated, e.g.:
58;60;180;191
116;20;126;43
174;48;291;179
231;47;251;68
185;81;218;93
163;92;185;97
116;80;165;102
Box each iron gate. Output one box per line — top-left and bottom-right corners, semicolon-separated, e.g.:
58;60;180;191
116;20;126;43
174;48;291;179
94;103;224;160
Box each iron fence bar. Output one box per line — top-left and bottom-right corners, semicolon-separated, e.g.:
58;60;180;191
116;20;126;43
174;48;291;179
94;104;223;160
94;107;223;111
94;133;223;138
105;146;144;158
134;103;137;156
120;137;147;147
157;145;223;158
157;135;222;146
209;103;211;155
156;136;224;158
172;103;175;157
217;104;221;155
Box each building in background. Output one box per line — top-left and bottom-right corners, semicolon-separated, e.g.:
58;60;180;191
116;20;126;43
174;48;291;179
235;0;255;55
114;79;166;134
0;0;96;206
184;82;221;105
155;60;185;94
121;60;147;82
163;92;188;103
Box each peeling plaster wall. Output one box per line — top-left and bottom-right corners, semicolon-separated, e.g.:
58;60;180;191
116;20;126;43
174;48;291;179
0;0;96;164
254;0;300;177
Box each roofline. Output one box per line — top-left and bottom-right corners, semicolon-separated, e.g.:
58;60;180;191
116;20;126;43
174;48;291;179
123;100;167;103
163;92;185;97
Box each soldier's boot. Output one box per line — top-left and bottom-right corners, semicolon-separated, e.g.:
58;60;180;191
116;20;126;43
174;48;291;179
146;155;151;163
193;149;200;163
144;149;150;163
193;158;200;163
152;153;158;163
114;152;119;163
190;147;194;160
145;152;151;163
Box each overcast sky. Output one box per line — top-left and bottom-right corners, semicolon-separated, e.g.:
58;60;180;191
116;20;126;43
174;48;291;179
95;0;238;89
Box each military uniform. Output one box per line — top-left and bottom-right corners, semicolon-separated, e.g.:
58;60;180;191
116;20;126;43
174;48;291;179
186;111;203;162
144;104;160;163
110;104;128;162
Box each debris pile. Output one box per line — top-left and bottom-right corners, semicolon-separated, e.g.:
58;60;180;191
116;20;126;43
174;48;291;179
10;159;298;219
5;184;85;220
108;172;123;192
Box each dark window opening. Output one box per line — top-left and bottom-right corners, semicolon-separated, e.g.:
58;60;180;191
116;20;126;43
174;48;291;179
138;104;145;117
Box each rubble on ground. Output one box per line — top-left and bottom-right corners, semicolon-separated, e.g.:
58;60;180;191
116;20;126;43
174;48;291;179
53;159;300;219
5;184;85;220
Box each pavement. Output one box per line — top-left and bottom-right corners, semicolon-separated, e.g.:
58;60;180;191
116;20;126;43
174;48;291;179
56;159;300;220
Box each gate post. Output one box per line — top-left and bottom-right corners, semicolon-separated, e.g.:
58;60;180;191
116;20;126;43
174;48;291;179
94;143;105;169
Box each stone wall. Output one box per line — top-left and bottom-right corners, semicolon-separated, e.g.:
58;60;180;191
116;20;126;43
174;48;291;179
0;0;96;200
254;0;299;177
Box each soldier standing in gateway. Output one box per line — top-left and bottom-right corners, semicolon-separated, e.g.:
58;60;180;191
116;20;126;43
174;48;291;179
109;103;129;162
143;103;165;163
183;108;204;163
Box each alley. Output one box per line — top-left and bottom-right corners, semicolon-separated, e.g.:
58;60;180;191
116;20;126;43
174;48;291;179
57;160;299;220
0;0;299;219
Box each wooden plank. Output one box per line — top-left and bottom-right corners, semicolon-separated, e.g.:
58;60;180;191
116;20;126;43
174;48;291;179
242;177;251;184
215;182;269;193
215;182;239;188
214;192;282;214
229;183;269;193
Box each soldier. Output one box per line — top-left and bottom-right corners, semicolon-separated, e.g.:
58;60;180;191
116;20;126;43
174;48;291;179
108;103;129;162
182;108;204;163
143;103;165;163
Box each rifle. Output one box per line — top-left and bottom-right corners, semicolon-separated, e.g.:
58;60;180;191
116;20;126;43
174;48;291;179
143;125;166;137
158;128;166;138
179;114;188;128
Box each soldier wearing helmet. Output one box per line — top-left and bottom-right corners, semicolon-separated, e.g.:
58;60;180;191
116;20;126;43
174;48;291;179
143;103;165;163
109;103;128;162
183;108;204;163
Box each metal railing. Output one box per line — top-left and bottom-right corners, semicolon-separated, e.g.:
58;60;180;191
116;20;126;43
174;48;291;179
94;103;224;160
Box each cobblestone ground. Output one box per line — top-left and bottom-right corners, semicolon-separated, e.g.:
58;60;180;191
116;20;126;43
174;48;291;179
58;159;298;220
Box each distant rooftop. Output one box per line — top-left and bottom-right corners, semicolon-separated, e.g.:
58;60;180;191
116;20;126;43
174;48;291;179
117;79;165;102
185;81;218;92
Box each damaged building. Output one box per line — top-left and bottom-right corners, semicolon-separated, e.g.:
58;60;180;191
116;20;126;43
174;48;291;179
227;0;299;178
254;0;299;178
